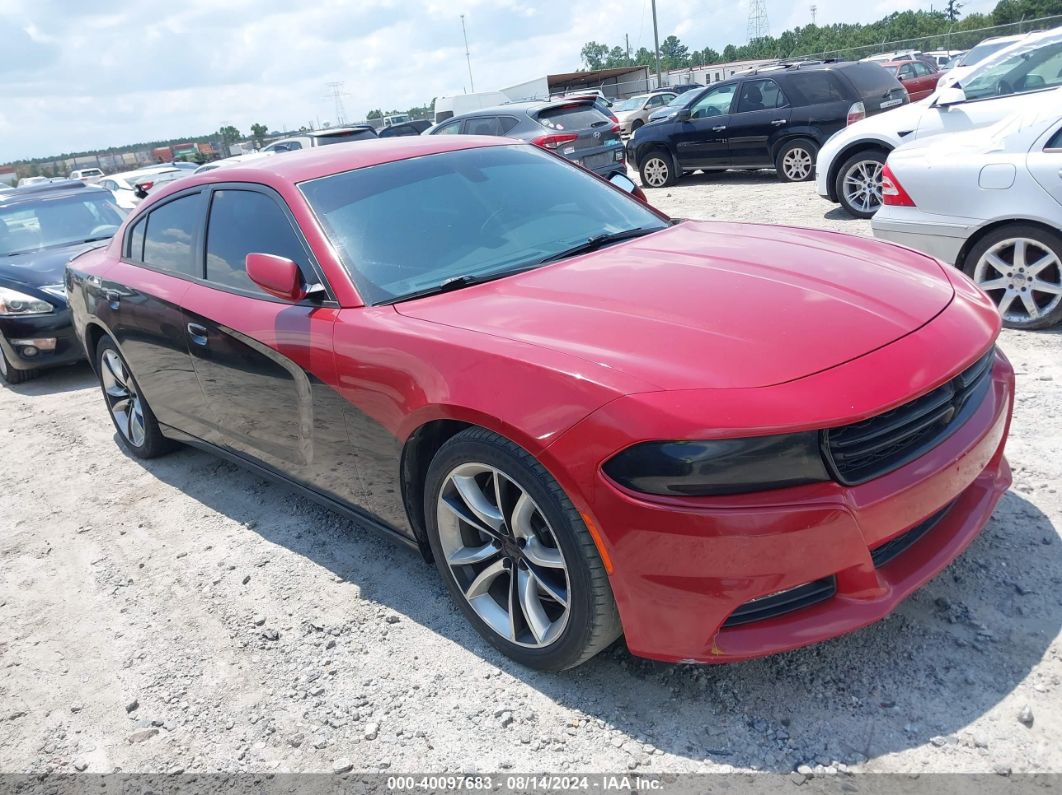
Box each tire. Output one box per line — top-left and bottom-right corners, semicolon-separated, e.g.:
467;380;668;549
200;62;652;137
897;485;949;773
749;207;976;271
95;336;175;458
962;224;1062;330
630;119;644;133
834;149;888;218
638;149;678;189
0;346;38;385
424;427;622;671
775;138;818;183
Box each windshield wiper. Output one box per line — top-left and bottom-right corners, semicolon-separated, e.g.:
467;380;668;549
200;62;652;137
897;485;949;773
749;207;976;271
381;267;540;305
537;227;659;264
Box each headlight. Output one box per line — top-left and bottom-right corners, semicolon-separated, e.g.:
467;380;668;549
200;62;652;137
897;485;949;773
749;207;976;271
602;432;830;497
0;286;54;316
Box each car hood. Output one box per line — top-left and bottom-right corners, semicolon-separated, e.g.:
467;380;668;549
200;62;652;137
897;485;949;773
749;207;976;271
0;241;105;296
395;222;955;390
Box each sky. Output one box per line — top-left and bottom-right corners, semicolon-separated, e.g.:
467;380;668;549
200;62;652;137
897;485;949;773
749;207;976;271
0;0;997;163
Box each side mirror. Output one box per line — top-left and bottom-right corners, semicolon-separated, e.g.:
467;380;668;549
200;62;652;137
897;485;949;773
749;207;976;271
675;107;692;121
246;253;308;301
935;85;966;107
608;172;649;204
609;173;637;193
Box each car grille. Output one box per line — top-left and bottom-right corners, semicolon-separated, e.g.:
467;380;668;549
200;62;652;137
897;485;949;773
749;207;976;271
722;577;837;627
823;348;995;485
870;502;952;568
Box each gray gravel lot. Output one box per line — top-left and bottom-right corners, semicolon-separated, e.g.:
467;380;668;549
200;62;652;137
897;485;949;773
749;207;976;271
0;173;1059;777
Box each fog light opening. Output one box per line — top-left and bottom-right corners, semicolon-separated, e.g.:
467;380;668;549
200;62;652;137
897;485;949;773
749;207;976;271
11;337;56;353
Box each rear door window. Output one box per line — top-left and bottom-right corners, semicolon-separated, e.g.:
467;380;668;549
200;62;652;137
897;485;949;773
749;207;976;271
735;79;788;112
142;193;203;276
205;190;308;296
464;116;504;136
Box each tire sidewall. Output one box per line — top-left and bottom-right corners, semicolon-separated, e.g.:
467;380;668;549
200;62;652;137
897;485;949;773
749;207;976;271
424;433;601;670
963;224;1062;330
836;150;887;218
776;139;818;183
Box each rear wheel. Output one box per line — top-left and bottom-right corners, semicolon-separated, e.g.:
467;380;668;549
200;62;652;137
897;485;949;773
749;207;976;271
95;337;175;458
963;225;1062;330
638;149;677;188
424;427;621;670
630;119;644;133
776;139;817;182
0;346;38;385
835;149;887;218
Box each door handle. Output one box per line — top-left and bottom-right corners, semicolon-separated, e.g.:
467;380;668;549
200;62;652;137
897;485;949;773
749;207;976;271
712;125;727;132
771;119;787;126
187;323;208;346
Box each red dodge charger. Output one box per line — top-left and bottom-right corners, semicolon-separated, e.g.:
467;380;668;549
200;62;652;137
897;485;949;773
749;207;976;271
66;136;1013;670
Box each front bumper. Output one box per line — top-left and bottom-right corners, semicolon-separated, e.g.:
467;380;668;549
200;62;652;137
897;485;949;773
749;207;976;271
542;321;1012;662
872;212;973;266
0;309;83;372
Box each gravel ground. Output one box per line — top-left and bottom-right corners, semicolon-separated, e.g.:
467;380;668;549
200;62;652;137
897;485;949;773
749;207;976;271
1;173;1059;777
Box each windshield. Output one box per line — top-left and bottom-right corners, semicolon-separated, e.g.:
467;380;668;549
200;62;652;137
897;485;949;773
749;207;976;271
0;193;125;256
962;39;1062;101
958;39;1015;67
300;145;668;304
613;96;647;112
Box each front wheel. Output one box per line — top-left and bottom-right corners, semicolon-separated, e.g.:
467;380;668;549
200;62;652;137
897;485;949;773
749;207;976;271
835;150;887;218
638;150;678;188
963;225;1062;330
95;337;175;458
424;428;622;670
776;139;817;182
0;346;38;385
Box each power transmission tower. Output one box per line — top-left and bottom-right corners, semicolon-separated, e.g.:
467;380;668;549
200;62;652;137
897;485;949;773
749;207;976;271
747;0;769;42
810;4;817;25
460;14;475;93
325;81;349;126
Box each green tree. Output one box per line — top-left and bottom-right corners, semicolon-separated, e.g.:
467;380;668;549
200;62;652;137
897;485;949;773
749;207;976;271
250;122;269;148
660;35;690;69
945;0;963;21
217;125;241;146
580;41;610;70
366;109;384;119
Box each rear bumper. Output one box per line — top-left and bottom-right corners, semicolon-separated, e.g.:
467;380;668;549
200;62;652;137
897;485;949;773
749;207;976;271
872;214;972;266
543;348;1013;663
0;309;83;372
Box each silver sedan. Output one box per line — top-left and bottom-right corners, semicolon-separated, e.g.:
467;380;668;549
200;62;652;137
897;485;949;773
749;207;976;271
872;94;1062;329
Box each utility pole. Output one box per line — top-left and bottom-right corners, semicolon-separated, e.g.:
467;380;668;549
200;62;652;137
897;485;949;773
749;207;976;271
625;33;631;62
650;0;662;86
460;14;475;93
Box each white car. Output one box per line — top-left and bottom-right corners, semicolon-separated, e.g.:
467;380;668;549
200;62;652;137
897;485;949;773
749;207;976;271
872;94;1062;330
98;167;179;209
193;151;275;174
940;34;1027;85
816;26;1062;218
69;168;104;183
261;126;378;153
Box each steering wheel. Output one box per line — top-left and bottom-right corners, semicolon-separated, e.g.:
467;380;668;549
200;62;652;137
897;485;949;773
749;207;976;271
996;78;1014;96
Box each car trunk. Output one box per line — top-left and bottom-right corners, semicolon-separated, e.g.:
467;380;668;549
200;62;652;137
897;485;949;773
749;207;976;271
530;102;625;175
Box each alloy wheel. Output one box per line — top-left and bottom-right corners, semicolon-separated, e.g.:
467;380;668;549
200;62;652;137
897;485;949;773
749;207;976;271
842;159;884;214
974;237;1062;326
643;158;670;188
436;462;570;648
0;350;7;379
782;147;813;180
100;349;146;447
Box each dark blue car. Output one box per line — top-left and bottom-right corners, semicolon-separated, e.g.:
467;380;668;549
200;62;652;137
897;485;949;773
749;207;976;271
0;181;125;384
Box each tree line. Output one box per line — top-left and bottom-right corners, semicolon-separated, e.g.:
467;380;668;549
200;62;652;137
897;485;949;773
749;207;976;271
580;0;1062;71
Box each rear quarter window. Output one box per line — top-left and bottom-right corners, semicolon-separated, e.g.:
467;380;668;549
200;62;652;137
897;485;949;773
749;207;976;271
834;63;902;97
783;72;850;105
534;105;611;131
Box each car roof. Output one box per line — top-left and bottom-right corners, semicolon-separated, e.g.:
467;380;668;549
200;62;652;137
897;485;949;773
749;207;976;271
308;125;375;137
443;97;602;121
0;182;106;206
177;135;515;186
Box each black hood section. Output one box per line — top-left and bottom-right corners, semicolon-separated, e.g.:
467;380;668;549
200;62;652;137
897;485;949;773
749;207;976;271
0;241;104;295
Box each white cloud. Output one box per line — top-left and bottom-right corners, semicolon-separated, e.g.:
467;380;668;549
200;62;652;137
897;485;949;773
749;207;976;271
0;0;1002;162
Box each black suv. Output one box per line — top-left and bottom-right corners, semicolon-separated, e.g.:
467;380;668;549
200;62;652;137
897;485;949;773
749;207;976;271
627;61;907;187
